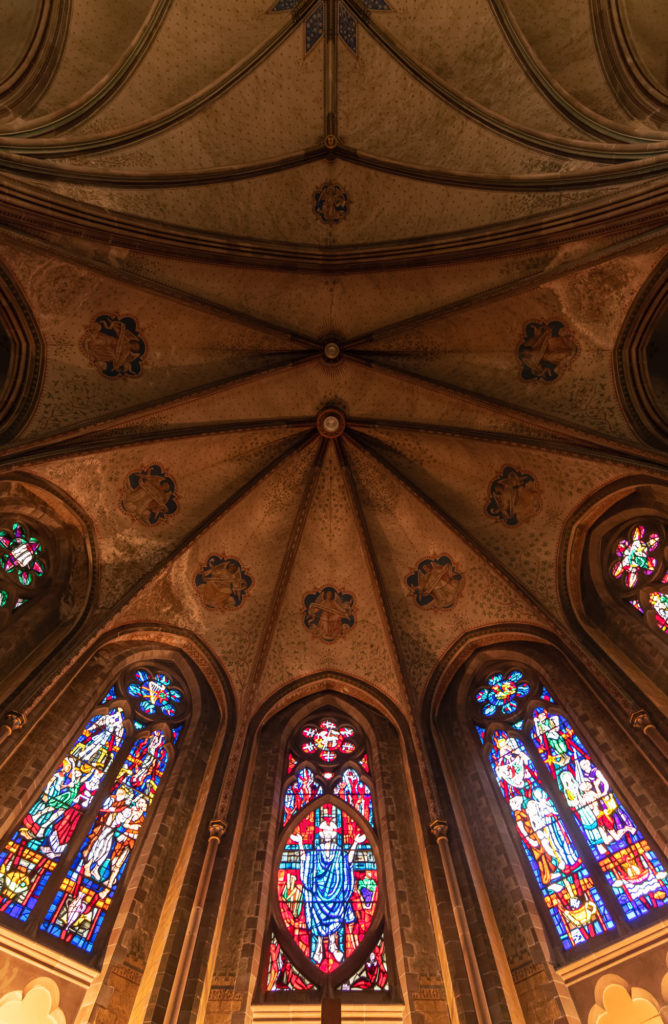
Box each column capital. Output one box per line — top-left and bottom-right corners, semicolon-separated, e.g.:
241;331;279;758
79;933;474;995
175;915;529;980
208;819;227;840
630;709;652;731
4;711;26;732
429;818;449;841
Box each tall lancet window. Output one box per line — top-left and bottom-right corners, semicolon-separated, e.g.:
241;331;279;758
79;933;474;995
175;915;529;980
264;713;391;997
608;520;668;636
474;670;667;953
0;665;187;957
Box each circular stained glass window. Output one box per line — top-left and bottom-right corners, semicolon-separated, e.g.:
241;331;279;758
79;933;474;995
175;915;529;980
0;522;45;587
127;669;183;717
300;719;358;763
474;670;531;718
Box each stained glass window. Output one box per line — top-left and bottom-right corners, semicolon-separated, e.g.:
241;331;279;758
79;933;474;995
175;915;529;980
264;712;389;996
0;520;47;624
474;670;668;952
608;521;668;640
0;664;187;958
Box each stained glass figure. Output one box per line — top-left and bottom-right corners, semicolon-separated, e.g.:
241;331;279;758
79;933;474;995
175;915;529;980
267;934;314;991
40;730;169;952
277;803;378;973
611;525;660;589
0;708;126;922
489;729;613;949
334;769;374;826
128;670;182;717
283;769;324;826
0;523;45;586
339;937;389;990
531;708;668;922
474;670;530;718
301;720;357;764
649;589;668;632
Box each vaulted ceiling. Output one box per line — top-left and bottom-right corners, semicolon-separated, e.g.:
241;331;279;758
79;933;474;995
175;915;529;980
1;0;668;723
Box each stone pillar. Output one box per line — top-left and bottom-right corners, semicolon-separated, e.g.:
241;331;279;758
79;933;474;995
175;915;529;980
429;819;494;1024
0;710;25;745
163;819;227;1024
629;709;668;765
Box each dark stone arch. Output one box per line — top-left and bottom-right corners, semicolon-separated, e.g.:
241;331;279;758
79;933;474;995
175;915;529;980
615;254;668;448
0;261;45;441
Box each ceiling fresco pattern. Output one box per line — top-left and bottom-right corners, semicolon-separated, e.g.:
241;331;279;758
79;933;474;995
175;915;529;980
0;0;668;728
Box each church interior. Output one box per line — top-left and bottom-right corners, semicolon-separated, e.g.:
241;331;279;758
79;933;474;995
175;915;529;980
0;1;667;1022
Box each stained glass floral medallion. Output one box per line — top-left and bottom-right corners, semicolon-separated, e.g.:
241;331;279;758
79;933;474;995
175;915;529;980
128;670;183;717
474;670;531;718
0;523;45;586
611;525;660;589
277;803;378;973
300;720;358;764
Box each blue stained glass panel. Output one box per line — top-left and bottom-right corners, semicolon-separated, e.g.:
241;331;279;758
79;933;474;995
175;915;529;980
283;769;323;825
531;709;668;922
39;730;169;952
0;708;126;922
334;768;374;826
489;729;614;950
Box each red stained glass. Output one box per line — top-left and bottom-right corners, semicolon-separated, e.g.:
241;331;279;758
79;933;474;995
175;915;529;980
300;720;359;764
283;769;323;825
339;936;389;990
277;803;378;973
267;934;314;991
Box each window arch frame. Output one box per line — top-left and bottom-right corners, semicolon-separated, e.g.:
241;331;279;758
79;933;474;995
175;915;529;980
0;659;189;965
472;657;668;960
258;706;396;1004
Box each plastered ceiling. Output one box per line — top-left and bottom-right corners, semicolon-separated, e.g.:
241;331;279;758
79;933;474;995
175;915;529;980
1;0;668;724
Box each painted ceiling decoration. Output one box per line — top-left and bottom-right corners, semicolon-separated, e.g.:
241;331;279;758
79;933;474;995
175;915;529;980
0;0;667;730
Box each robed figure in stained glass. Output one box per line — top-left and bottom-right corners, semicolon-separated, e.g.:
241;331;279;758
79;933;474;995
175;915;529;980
290;815;365;964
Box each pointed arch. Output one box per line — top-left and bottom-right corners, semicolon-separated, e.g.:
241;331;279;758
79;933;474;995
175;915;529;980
0;261;44;441
615;254;668;449
560;477;668;709
0;628;230;1021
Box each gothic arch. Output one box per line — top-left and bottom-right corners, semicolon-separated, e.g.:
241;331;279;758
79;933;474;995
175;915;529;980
0;472;95;698
197;679;450;1023
615;254;668;448
0;627;230;1024
0;262;44;441
433;632;668;1022
561;477;668;714
591;0;668;127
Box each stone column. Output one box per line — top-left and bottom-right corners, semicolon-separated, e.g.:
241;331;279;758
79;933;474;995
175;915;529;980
163;819;227;1024
429;819;494;1024
629;709;668;765
0;711;25;746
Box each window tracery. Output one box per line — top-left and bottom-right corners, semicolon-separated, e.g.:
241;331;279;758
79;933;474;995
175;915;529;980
0;665;187;958
608;521;668;636
474;669;668;953
264;713;391;996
